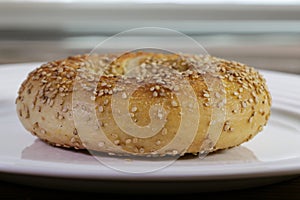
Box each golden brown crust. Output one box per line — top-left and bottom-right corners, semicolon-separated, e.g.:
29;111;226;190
16;52;271;156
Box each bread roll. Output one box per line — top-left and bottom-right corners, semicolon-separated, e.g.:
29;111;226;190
16;52;271;156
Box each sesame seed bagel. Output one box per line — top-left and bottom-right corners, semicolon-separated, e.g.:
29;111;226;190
16;52;271;156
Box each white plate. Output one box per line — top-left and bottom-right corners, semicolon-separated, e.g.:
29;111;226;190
0;62;300;193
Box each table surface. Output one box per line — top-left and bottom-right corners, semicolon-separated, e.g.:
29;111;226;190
1;176;300;199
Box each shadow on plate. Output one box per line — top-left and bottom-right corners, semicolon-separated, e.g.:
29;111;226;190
21;139;258;164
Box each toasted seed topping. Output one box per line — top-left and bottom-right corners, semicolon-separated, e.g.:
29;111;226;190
171;100;178;107
125;139;132;144
139;148;145;153
103;99;109;105
122;92;127;99
133;138;138;143
131;106;138;113
98;106;104;113
224;124;230;131
203;93;210;98
162;128;168;135
16;52;271;157
248;116;254;123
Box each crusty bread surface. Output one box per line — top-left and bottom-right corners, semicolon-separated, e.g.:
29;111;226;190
16;52;271;156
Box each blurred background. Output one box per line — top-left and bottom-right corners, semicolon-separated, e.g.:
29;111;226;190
0;0;300;74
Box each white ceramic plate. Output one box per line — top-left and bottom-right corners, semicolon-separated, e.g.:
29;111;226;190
0;62;299;193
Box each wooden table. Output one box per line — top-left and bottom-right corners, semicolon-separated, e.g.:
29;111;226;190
0;176;299;199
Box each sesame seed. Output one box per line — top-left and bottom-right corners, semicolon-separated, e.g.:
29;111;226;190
224;124;230;131
153;91;158;97
259;109;265;115
254;97;259;104
173;85;179;91
59;87;64;92
204;102;211;107
131;106;137;112
242;101;247;108
133;138;138;143
171;100;178;107
139;148;145;153
162;128;168;135
114;140;120;145
58;67;63;73
215;92;221;98
98;106;104;113
243;85;248;90
73;128;78;135
156;140;161;145
221;67;226;72
248;116;254;123
233;92;239;96
62;106;68;113
157;110;164;119
103;99;109;105
70;137;76;143
125;139;132;144
46;98;51;105
58;114;64;120
122;92;127;99
203;93;210;98
98;90;104;96
172;150;178;155
217;101;224;108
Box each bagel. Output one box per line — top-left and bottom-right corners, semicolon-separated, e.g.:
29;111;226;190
16;52;271;156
